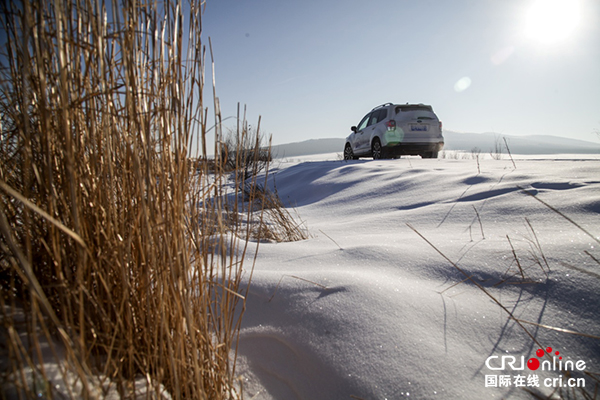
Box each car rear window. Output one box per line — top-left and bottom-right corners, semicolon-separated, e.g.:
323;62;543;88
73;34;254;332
395;105;433;113
394;105;438;122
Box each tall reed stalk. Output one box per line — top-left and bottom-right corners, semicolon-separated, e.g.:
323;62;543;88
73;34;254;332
0;0;254;397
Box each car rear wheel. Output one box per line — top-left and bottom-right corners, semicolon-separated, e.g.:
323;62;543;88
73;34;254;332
344;144;356;160
371;139;382;160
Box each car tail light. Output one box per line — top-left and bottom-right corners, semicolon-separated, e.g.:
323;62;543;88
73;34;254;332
439;121;443;131
386;120;396;131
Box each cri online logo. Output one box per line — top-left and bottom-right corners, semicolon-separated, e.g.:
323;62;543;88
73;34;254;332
528;347;560;370
486;346;587;372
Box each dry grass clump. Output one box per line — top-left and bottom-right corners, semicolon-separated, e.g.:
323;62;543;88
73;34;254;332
0;0;264;398
244;184;309;243
214;111;308;244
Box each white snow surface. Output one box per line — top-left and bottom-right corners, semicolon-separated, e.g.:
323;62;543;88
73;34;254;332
234;155;600;400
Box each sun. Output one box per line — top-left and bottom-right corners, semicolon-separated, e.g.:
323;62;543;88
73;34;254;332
524;0;581;44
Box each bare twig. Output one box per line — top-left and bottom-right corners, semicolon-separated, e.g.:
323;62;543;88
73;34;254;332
514;319;600;341
503;137;516;169
585;251;600;266
524;218;550;276
320;229;343;250
507;235;526;280
472;205;485;239
519;186;600;245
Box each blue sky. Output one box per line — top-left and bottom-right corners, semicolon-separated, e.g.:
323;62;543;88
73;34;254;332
202;0;600;145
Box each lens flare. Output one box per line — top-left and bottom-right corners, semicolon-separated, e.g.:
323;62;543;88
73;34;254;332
454;77;472;93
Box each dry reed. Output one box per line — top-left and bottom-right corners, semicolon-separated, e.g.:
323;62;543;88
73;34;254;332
0;0;268;398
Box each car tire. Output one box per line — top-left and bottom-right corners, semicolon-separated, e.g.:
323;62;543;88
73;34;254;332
344;144;357;160
371;138;382;160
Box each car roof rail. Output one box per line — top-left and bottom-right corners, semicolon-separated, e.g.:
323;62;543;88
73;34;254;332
371;103;394;111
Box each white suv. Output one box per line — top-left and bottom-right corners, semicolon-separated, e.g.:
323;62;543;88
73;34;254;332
344;103;444;160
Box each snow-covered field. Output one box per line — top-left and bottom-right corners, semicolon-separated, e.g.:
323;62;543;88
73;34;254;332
234;154;600;399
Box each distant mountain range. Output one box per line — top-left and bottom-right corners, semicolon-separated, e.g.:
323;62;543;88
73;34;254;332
270;131;600;158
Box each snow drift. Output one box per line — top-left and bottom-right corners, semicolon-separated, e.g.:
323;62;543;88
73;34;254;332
234;155;600;399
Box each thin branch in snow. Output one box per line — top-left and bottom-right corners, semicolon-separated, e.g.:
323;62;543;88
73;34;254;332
519;186;600;245
319;229;343;250
585;250;600;266
503;137;516;169
472;205;485;239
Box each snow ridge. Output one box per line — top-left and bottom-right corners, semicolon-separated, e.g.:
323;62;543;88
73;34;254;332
235;156;600;400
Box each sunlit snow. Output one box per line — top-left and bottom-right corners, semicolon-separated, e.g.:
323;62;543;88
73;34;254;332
234;153;600;399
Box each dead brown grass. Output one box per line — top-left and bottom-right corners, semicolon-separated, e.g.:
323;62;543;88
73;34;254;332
0;0;285;398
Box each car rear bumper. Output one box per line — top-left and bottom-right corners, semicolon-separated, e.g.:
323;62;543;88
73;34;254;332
383;141;444;156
